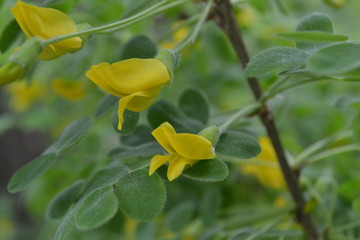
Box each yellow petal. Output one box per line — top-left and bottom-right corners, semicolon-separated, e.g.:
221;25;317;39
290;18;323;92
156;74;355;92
108;58;170;94
51;78;86;100
257;137;278;163
117;91;158;130
11;0;82;60
149;155;170;176
86;62;124;97
167;155;192;181
167;133;216;160
151;122;177;154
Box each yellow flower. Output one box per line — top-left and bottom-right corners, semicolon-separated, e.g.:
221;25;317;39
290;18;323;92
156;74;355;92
5;80;46;112
11;0;82;60
241;137;286;190
86;58;170;130
51;78;86;100
149;122;216;181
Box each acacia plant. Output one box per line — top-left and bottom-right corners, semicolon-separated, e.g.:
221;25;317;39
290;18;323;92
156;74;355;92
1;0;360;239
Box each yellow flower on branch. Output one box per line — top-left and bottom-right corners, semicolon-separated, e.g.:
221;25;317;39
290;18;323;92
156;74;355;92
5;80;46;112
51;78;86;100
242;137;286;190
149;122;216;181
11;0;82;60
86;58;170;130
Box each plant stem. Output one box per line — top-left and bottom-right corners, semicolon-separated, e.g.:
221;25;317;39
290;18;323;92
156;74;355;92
43;0;190;45
218;102;261;133
214;1;319;239
174;0;214;54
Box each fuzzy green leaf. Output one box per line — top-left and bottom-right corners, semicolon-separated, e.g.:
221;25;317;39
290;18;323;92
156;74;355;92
93;94;118;120
307;43;360;75
275;32;348;42
121;35;157;60
52;117;92;153
179;88;209;125
47;180;85;219
115;169;166;222
245;47;309;77
75;186;118;230
7;153;57;193
120;125;155;146
165;202;195;232
148;100;204;133
113;108;139;134
183;159;228;182
216;131;261;160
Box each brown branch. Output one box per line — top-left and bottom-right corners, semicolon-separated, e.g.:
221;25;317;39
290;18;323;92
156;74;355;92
213;1;319;239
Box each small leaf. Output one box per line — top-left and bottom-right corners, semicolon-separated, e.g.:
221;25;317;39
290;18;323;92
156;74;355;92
0;20;21;53
7;153;57;193
52;117;92;153
115;169;166;222
121;35;157;60
93;94;118;120
275;32;348;42
200;188;222;225
148;100;204;133
75;186;118;230
82;165;130;195
112;108;139;134
121;125;155;146
245;47;309;77
165;202;195;232
183;159;228;182
295;12;334;50
179;88;209;125
216;131;261;160
47;180;85;219
307;42;360;75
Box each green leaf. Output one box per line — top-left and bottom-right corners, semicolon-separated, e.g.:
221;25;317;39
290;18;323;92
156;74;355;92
115;169;166;222
200;188;222;225
353;111;360;144
245;47;309;77
183;159;228;182
307;43;360;75
179;88;209;125
216;131;261;160
52;117;92;153
93;94;118;120
295;12;334;50
353;198;360;217
165;202;195;232
109;142;164;169
120;125;155;146
82;165;130;195
121;35;157;60
47;180;85;219
275;32;348;42
112;108;139;134
148;100;204;133
75;186;118;230
54;205;77;240
7;153;57;193
0;20;21;53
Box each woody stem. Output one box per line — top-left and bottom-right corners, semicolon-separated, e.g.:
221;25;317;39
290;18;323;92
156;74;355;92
214;1;319;239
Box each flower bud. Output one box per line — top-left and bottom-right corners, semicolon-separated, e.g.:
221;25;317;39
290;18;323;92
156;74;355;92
155;49;178;82
198;125;220;146
0;62;24;86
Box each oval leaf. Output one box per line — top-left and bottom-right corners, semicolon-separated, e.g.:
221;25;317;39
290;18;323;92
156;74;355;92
115;169;166;222
47;180;85;219
179;88;209;124
216;131;261;160
183;158;228;182
276;32;348;42
52;117;92;153
121;35;157;60
75;186;118;230
7;153;57;193
245;47;309;77
307;42;360;75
